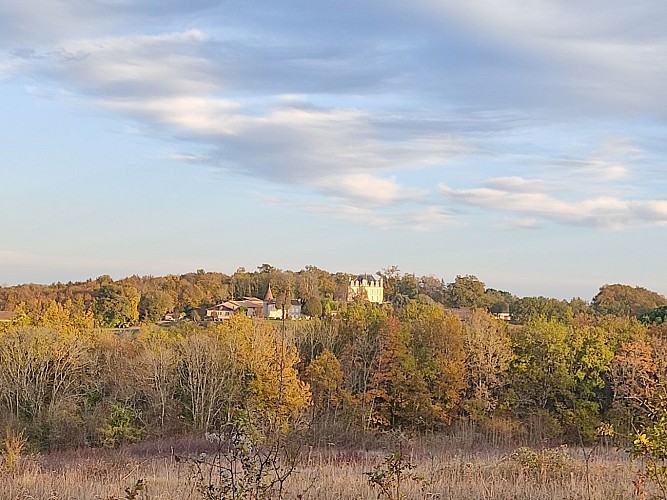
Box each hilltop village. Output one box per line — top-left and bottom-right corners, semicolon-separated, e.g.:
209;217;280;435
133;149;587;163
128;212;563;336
1;266;665;328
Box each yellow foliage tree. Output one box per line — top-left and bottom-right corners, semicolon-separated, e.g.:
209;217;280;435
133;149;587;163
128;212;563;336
304;348;355;435
235;318;311;430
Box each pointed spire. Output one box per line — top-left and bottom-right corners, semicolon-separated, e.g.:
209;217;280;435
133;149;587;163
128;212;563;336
264;284;275;302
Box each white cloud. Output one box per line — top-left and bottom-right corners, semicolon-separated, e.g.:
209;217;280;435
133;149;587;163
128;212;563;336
497;217;541;230
408;1;667;116
5;26;472;207
301;203;394;228
440;183;667;229
3;1;666;234
583;137;642;180
318;173;405;205
104;96;241;135
39;30;213;97
405;206;458;232
482;176;551;193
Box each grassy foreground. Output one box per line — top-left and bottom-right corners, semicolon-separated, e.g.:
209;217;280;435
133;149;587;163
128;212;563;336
0;436;644;500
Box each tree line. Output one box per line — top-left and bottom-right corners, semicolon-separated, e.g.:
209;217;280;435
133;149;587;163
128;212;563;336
2;265;666;327
1;292;667;452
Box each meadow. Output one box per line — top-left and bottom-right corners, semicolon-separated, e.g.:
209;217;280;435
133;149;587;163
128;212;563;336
0;434;643;500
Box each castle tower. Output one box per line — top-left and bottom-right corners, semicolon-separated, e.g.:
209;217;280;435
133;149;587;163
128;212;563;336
264;284;275;302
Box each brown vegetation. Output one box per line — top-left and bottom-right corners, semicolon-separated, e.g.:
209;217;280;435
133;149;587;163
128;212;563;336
0;435;638;499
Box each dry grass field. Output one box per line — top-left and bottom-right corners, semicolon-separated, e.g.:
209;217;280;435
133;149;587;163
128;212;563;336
0;435;646;500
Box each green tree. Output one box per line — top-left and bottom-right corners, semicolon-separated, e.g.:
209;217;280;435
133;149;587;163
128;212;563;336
640;306;667;325
377;266;401;303
446;275;487;308
339;302;389;430
508;319;575;441
138;291;174;323
396;274;419;300
302;296;323;318
593;284;667;317
485;288;515;314
93;284;139;327
511;296;573;325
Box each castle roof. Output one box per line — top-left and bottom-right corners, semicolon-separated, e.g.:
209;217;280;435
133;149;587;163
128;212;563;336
355;273;380;284
264;284;275;301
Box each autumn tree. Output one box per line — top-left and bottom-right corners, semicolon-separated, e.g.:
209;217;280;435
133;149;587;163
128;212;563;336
418;275;445;303
339;302;389;430
135;325;180;431
462;309;513;420
365;316;433;430
304;349;355;440
0;327;94;449
296;266;321;301
176;325;243;430
235;318;311;430
403;303;467;426
606;321;663;435
16;299;95;333
139;290;175;322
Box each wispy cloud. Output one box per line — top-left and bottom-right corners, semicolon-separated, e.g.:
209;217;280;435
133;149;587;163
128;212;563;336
2;0;666;233
482;176;552;194
406;206;459;232
440;181;667;229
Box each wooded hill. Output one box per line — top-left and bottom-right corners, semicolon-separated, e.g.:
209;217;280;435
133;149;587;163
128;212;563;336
1;265;667;453
1;265;665;327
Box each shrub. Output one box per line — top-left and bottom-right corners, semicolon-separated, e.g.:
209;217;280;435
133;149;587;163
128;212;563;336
508;445;573;481
100;404;144;448
1;428;26;473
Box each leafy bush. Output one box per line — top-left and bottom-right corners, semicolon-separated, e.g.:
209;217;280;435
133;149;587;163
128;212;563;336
508;445;573;481
365;447;425;500
100;404;144;448
631;399;667;499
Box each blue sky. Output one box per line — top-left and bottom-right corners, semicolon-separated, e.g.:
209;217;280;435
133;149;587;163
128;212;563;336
1;1;667;299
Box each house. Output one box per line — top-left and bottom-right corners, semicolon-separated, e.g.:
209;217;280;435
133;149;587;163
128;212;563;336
205;297;265;321
240;297;265;317
205;285;302;321
445;307;473;322
348;274;384;303
163;312;185;322
205;301;240;321
493;312;512;321
262;285;302;320
0;311;17;322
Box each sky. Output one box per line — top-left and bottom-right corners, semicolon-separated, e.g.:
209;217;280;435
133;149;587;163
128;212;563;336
1;1;666;300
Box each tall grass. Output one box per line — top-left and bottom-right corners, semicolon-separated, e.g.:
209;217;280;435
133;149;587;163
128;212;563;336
0;435;640;499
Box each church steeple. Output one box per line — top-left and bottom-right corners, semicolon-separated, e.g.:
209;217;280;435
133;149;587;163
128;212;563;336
264;284;275;302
